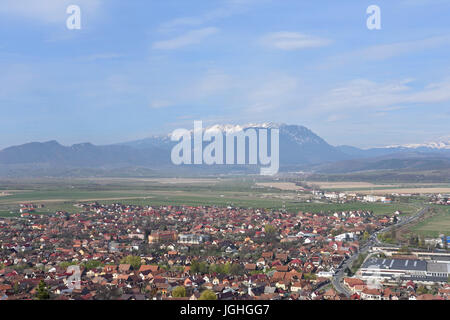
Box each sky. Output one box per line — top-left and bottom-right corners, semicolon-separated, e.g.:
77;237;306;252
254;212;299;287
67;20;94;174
0;0;449;149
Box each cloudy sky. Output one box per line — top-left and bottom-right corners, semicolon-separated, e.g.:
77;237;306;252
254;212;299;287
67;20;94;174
0;0;449;149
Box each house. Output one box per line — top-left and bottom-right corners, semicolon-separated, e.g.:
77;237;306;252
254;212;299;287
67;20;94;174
291;282;303;293
118;264;131;274
323;288;338;300
361;288;381;300
245;264;257;272
344;278;365;293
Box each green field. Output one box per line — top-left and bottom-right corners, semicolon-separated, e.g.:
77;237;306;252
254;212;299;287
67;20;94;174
0;177;418;217
410;206;450;237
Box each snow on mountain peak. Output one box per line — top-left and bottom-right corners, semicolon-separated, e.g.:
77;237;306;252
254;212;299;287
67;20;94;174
201;122;282;134
386;140;450;150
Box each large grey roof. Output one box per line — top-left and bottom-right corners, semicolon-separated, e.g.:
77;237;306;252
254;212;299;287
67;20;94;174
362;258;427;271
403;275;448;282
430;256;450;262
427;262;450;273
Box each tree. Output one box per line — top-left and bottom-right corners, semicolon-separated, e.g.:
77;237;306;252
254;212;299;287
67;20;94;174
199;290;217;300
13;282;20;294
362;231;370;241
190;260;200;274
230;263;244;276
36;280;50;300
399;246;411;254
190;260;208;274
303;273;317;281
120;255;142;270
172;286;187;298
409;236;419;247
264;224;276;234
83;260;104;270
418;235;425;248
223;262;232;275
59;261;78;269
95;286;123;300
417;285;429;295
264;224;278;242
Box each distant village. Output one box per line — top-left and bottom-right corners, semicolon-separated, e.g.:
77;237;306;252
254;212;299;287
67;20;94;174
310;189;450;205
1;202;449;300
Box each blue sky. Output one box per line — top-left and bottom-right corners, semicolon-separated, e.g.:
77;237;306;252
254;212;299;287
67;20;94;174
0;0;449;149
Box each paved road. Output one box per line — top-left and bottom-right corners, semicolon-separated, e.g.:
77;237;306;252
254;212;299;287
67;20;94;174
330;206;429;297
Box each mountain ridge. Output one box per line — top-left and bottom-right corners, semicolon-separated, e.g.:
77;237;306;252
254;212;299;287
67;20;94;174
1;124;449;177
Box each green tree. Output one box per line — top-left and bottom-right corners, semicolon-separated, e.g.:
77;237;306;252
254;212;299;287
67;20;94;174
303;273;317;281
120;255;142;270
190;260;208;274
13;282;20;294
199;262;209;274
416;285;429;295
199;289;217;300
223;262;232;275
190;260;200;274
172;286;187;298
399;246;411;254
59;261;78;269
264;224;278;243
264;224;277;235
36;280;50;300
230;263;243;276
362;231;370;241
83;260;104;270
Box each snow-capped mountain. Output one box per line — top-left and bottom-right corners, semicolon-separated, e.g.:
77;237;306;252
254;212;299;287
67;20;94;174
0;124;448;177
118;123;350;165
386;140;450;150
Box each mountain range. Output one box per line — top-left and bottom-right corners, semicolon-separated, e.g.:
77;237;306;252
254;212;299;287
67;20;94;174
0;123;449;177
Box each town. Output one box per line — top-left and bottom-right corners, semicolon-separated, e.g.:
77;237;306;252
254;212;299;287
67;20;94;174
1;201;448;300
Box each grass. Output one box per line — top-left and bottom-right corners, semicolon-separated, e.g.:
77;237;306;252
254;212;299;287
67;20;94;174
410;205;450;237
350;253;368;275
0;178;418;217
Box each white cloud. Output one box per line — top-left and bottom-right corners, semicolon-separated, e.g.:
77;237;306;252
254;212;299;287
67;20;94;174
310;78;450;112
149;100;172;109
260;32;331;50
152;27;219;50
82;53;123;62
358;35;450;61
158;0;267;32
320;34;450;69
0;0;102;24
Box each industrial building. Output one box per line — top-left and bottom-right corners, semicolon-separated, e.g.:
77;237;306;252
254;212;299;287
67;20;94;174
359;257;450;284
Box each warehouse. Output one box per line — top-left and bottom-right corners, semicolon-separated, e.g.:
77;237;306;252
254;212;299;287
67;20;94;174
359;258;449;283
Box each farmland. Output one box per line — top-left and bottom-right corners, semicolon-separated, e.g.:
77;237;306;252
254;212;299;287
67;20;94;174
0;177;416;217
410;206;450;238
305;181;450;195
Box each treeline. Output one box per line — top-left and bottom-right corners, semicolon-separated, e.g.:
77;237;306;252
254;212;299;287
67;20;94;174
190;260;244;276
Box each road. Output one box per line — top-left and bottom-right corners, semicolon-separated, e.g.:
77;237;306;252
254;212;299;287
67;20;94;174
330;206;429;297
